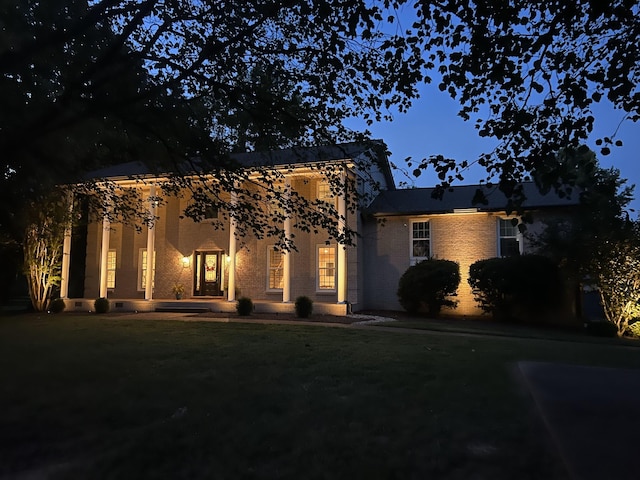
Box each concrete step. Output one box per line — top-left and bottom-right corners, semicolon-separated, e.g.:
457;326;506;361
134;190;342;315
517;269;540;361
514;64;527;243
155;307;210;313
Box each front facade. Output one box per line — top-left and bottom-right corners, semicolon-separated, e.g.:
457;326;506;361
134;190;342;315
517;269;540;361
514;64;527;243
61;143;578;317
62;142;393;314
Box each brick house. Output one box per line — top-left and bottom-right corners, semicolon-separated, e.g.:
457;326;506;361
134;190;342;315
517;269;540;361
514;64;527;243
61;142;578;316
362;184;579;315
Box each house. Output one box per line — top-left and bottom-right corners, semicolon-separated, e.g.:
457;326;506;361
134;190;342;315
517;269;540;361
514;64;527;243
61;142;393;315
362;183;579;315
60;142;579;316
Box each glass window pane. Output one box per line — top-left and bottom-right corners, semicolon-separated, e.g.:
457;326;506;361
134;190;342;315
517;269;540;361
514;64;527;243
318;246;336;290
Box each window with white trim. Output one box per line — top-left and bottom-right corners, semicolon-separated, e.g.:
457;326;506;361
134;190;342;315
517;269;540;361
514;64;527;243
317;245;336;291
410;220;430;264
138;248;156;291
498;218;523;257
106;250;116;289
267;246;284;291
317;180;337;208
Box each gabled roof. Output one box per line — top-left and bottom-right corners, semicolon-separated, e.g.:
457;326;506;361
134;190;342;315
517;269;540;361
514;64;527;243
84;141;394;188
367;183;580;215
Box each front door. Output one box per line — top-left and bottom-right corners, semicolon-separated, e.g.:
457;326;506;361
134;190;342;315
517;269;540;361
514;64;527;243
194;251;222;296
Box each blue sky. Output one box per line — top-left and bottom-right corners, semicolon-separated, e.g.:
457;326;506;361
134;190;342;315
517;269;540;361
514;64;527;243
346;83;640;215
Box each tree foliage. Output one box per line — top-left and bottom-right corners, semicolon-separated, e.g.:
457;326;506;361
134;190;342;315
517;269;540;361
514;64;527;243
530;146;634;275
3;0;640;259
404;0;640;203
591;223;640;336
23;190;74;312
531;147;638;334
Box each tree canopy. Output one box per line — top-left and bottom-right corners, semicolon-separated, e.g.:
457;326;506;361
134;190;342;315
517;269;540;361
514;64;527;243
2;0;639;230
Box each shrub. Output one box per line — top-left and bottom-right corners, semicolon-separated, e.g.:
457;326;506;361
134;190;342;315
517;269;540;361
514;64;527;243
236;297;253;316
94;297;110;314
586;321;619;337
468;255;563;321
295;296;313;318
49;297;66;313
397;259;460;316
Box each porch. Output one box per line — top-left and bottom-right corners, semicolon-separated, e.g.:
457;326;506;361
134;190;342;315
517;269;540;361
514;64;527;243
62;298;352;316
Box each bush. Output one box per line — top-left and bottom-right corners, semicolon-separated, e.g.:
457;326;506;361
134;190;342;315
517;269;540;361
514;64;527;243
49;297;66;313
468;255;563;321
295;296;313;318
397;259;460;316
94;297;110;314
586;321;619;337
236;297;253;316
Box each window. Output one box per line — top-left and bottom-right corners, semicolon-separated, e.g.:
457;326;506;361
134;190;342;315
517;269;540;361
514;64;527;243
138;249;156;291
317;180;337;208
317;245;336;291
410;220;430;264
267;246;284;291
204;205;218;219
498;218;523;257
106;250;116;289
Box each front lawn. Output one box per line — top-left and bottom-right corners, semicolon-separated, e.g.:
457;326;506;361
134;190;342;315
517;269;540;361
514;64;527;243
1;314;638;479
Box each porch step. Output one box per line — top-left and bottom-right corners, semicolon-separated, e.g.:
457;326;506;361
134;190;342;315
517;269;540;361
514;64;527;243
155;307;210;314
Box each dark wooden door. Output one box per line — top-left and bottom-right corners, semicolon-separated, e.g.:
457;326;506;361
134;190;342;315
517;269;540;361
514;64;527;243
194;251;222;296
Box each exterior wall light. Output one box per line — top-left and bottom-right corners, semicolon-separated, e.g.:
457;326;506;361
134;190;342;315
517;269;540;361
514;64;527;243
181;256;191;268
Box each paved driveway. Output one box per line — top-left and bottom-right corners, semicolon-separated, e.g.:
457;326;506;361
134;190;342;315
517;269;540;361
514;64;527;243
519;361;640;480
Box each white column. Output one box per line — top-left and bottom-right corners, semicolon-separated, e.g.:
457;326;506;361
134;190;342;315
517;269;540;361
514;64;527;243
98;206;111;298
337;171;347;304
227;188;237;302
60;192;73;299
145;184;157;301
282;178;292;303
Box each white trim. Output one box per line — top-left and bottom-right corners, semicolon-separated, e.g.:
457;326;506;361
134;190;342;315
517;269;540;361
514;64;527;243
137;248;156;292
266;245;284;292
409;219;431;265
316;244;337;293
106;249;117;290
497;217;524;256
317;179;338;208
99;214;111;298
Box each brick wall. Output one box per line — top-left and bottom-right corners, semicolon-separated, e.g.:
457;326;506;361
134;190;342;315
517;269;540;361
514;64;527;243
82;173;360;304
363;212;508;316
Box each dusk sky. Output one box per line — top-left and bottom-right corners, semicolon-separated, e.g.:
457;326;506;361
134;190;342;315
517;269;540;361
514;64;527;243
347;82;640;215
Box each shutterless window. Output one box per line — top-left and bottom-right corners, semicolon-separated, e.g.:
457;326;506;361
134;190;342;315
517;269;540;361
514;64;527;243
106;250;116;289
138;249;156;291
267;246;284;291
411;221;430;263
317;245;336;291
317;180;337;208
499;219;522;257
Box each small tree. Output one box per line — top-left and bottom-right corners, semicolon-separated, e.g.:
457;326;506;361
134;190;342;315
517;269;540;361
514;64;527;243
397;259;460;316
23;190;73;312
590;224;640;336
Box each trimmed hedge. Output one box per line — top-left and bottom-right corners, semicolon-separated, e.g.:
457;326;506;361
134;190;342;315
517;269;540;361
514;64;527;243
397;259;460;316
94;297;110;314
468;255;563;321
236;297;253;316
295;296;313;318
49;297;66;314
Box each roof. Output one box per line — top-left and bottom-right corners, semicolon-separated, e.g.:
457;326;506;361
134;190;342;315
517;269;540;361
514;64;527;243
84;141;395;188
367;183;581;215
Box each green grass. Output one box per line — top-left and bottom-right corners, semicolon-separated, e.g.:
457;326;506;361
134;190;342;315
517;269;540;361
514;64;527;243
1;314;639;479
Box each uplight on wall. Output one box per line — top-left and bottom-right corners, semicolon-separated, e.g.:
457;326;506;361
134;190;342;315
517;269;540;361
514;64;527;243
181;256;191;268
